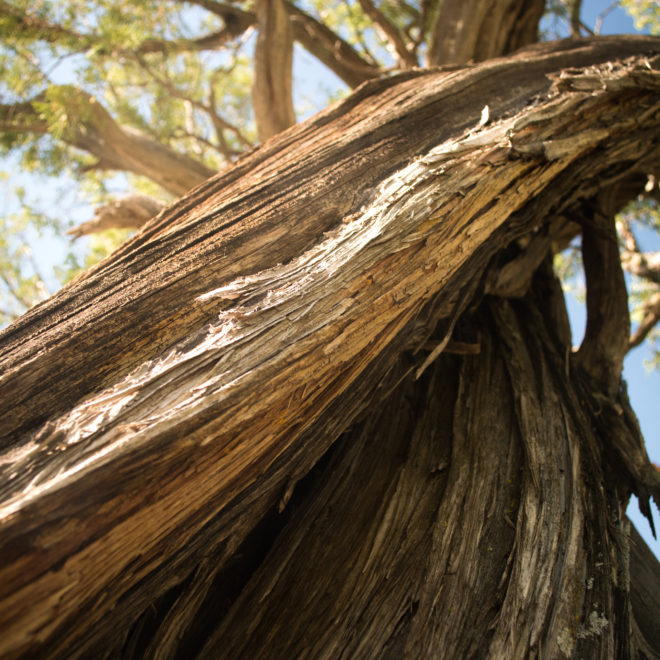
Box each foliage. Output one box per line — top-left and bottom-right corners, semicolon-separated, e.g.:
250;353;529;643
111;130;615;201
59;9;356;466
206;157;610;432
621;0;660;34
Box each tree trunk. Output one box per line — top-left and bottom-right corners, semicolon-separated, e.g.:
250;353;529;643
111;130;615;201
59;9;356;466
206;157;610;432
1;36;660;658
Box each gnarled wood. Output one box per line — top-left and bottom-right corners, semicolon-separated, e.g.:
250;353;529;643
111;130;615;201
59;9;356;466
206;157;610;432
1;36;660;657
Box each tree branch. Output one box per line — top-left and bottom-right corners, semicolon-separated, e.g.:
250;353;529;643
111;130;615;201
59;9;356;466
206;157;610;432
0;0;253;59
358;0;417;68
67;195;166;238
134;55;251;156
286;3;381;88
629;290;660;349
0;88;214;195
576;192;630;395
570;0;584;37
0;0;89;47
252;0;296;142
1;37;660;656
428;0;544;65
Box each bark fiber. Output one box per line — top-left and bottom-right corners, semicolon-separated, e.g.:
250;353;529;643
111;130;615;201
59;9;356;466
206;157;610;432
1;36;660;658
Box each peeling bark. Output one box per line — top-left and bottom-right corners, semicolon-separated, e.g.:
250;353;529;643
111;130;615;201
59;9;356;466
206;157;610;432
1;36;660;657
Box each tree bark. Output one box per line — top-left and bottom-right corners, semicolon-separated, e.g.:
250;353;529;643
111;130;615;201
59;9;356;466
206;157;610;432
1;36;660;657
427;0;545;65
253;0;296;142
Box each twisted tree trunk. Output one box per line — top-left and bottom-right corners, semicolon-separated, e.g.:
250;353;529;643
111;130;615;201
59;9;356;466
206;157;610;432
1;36;660;658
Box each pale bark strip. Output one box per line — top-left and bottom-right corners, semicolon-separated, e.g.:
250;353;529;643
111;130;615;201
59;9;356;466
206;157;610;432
253;0;296;142
0;38;660;657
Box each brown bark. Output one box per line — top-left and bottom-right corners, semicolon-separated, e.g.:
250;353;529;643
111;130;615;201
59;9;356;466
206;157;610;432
576;189;630;396
253;0;296;142
427;0;545;65
1;36;660;657
0;89;214;196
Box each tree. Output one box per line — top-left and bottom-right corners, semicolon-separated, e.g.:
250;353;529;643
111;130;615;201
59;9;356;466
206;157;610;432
0;1;660;657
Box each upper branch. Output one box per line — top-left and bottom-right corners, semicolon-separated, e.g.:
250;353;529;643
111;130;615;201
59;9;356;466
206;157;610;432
428;0;544;65
252;0;296;142
357;0;417;68
576;189;631;395
0;88;214;195
0;0;254;58
286;3;381;88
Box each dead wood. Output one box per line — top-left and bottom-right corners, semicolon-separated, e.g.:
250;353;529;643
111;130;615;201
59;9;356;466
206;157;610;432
1;36;660;657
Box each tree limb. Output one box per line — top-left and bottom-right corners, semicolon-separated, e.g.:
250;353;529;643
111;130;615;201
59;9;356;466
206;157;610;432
1;37;660;656
428;0;545;65
134;54;251;156
629;290;660;349
0;89;214;195
179;0;384;88
286;3;381;88
67;195;166;238
575;193;630;396
0;0;253;57
570;0;584;37
252;0;296;142
358;0;417;68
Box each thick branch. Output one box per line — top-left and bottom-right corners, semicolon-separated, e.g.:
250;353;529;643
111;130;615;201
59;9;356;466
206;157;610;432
428;0;544;65
1;37;660;657
570;0;584;37
0;88;214;195
575;194;630;395
180;0;382;88
287;3;381;88
252;0;296;142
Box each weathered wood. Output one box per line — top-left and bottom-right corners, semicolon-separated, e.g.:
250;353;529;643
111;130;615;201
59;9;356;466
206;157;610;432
1;36;660;657
191;290;641;658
